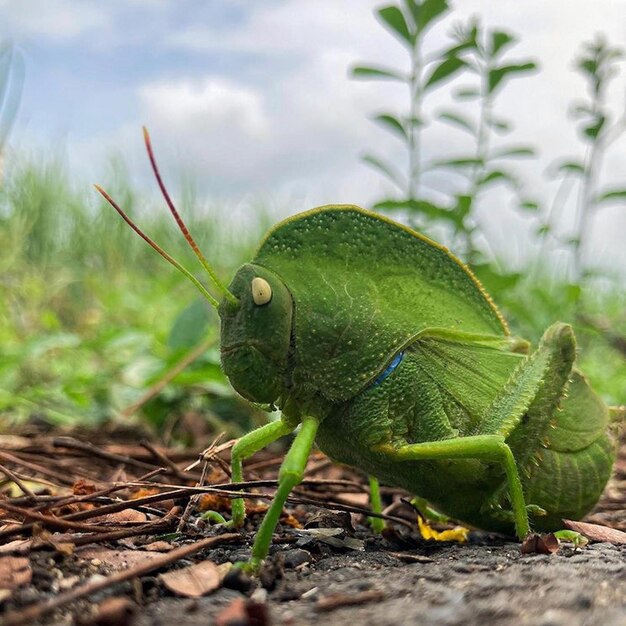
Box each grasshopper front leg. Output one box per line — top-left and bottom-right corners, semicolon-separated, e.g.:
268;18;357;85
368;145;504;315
244;416;319;571
229;419;295;527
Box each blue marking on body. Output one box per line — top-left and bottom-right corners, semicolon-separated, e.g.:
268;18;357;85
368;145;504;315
372;351;405;387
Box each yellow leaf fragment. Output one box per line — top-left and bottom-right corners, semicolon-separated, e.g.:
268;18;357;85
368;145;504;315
417;515;469;543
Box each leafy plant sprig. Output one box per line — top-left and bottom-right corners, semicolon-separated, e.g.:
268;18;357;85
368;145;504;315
432;19;538;262
352;0;468;221
353;2;538;264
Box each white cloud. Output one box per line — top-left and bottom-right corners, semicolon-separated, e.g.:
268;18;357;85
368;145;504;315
139;78;269;140
0;0;108;41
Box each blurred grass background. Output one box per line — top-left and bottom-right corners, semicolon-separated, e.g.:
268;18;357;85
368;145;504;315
1;2;625;442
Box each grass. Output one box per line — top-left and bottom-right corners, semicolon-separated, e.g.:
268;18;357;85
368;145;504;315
1;152;624;442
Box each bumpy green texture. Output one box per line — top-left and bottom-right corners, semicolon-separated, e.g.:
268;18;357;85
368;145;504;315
253;205;507;401
214;205;616;564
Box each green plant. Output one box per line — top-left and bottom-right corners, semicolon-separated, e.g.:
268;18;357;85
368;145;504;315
353;2;537;262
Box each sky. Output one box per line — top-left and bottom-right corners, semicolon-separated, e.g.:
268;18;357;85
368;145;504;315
1;0;626;275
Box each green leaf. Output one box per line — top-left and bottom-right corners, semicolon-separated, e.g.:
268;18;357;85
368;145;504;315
373;113;408;140
168;299;212;350
351;65;407;81
583;114;605;140
519;200;540;212
485;116;511;133
409;0;449;33
535;224;550;236
492;145;535;158
454;86;480;100
424;57;466;91
596;188;626;204
438;110;475;135
479;170;517;188
488;62;537;93
362;154;405;189
554;160;585;176
433;156;483;169
490;31;516;57
377;5;414;45
452;194;472;226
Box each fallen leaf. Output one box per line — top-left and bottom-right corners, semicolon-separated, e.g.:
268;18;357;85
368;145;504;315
417;515;469;543
215;597;270;626
563;520;626;544
73;479;97;495
76;547;162;570
280;513;302;529
91;509;147;524
92;596;136;626
130;487;160;500
143;541;174;552
159;560;221;597
0;540;31;555
521;533;560;554
198;494;231;513
0;556;32;590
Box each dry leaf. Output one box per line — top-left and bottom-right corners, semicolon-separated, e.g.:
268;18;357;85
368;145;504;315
91;596;136;626
521;533;560;554
215;597;270;626
143;541;174;552
280;513;302;529
198;494;231;513
73;479;97;495
91;509;147;524
0;540;31;555
76;547;162;570
563;520;626;544
159;560;220;598
0;556;32;590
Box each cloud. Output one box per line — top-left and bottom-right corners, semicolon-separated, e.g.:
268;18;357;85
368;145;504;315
0;0;108;41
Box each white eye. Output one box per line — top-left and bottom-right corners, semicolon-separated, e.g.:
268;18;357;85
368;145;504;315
251;277;272;305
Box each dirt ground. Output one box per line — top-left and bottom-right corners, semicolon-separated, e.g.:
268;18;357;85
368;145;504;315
140;541;626;626
0;426;624;626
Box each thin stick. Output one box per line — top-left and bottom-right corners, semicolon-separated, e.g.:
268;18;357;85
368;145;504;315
0;450;76;486
143;127;237;305
0;501;127;533
94;184;219;308
0;462;37;499
0;533;241;626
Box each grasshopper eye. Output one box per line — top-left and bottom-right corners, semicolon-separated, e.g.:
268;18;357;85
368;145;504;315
251;277;272;305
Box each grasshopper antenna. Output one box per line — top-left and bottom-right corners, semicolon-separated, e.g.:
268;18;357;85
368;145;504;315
94;184;220;309
142;127;238;306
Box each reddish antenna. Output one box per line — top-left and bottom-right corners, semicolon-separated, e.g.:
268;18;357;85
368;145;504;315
94;184;220;308
142;127;237;305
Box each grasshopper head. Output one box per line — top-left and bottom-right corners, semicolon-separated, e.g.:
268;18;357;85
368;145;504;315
96;128;293;407
219;264;293;404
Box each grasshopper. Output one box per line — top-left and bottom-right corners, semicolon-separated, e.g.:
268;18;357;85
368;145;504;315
96;129;618;570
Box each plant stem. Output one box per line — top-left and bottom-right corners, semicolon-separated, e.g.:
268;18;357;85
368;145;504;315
408;39;423;203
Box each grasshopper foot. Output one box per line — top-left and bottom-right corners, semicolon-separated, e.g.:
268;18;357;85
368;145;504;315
554;530;589;549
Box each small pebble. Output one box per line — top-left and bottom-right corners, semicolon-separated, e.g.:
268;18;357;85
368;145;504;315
282;549;311;569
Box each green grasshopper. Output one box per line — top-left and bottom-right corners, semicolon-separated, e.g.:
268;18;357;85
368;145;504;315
96;129;618;571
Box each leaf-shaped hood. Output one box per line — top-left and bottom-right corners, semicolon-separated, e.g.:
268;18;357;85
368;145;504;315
252;205;507;401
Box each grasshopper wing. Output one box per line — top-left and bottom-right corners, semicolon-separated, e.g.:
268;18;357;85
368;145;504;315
253;206;507;401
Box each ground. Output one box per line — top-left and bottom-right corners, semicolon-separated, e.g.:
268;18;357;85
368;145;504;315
0;424;623;625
